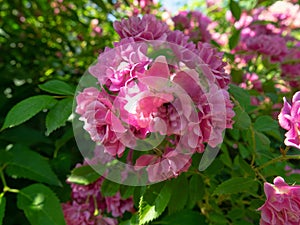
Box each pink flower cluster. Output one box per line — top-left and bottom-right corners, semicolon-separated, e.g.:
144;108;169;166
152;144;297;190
278;91;300;149
76;14;234;183
62;165;134;225
258;176;300;225
227;1;300;89
281;46;300;88
172;11;212;43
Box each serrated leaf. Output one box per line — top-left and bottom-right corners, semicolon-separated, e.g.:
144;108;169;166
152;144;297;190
45;98;73;135
38;80;75;96
1;95;56;130
101;179;120;197
213;177;259;195
0;196;6;225
67;164;100;185
17;184;66;225
5;145;61;186
159;210;207;225
229;0;242;20
139;182;171;225
187;175;205;209
168;176;188;213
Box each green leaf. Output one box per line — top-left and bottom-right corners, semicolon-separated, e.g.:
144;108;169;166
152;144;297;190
213;177;259;195
139;182;171;225
229;84;251;109
255;131;271;152
0;126;52;145
1;95;56;130
0;150;12;165
238;156;255;178
254;116;279;132
17;184;66;225
230;69;244;84
254;116;281;140
159;210;207;225
187;175;205;209
229;28;241;50
220;145;232;168
101;179;120;197
5;145;61;186
229;0;242;20
38;80;75;96
233;107;251;130
168;175;188;213
45;98;73;135
120;185;135;199
67;164;100;185
119;214;139;225
0;196;6;225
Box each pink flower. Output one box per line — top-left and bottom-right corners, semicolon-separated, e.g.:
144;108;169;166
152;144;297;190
239;73;262;91
70;174;105;213
172;11;212;43
113;15;169;41
89;38;150;92
75;87;126;157
196;42;230;89
285;165;300;176
172;12;190;30
281;46;300;88
258;176;300;225
135;147;192;182
62;202;118;225
246;35;288;62
166;30;195;51
198;85;234;148
278;91;300;149
105;192;134;217
63;165;135;223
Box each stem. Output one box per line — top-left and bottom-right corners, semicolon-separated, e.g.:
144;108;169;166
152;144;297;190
257;155;300;171
0;164;19;194
250;126;256;166
0;165;7;188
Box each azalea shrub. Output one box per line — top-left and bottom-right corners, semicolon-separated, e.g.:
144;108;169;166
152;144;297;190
0;0;300;225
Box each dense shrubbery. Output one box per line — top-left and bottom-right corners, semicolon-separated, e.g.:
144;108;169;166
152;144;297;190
0;0;300;225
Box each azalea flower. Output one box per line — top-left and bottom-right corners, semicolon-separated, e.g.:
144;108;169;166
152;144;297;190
278;91;300;149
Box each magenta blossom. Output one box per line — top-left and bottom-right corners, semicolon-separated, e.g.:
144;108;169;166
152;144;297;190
63;164;135;223
278;91;300;149
76;87;126;157
135;147;192;182
246;35;287;62
281;46;300;88
196;42;230;89
258;176;300;225
172;11;212;43
89;38;150;92
113;14;169;41
62;202;118;225
105;192;134;217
